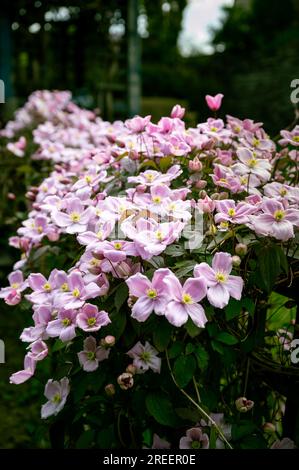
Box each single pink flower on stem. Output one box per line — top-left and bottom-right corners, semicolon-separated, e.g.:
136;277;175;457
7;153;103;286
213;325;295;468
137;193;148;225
76;303;110;332
41;377;70;419
179;427;209;449
78;336;110;372
46;309;77;342
125;115;151;133
10;355;36;384
194;252;243;309
249;199;299;241
0;270;27;305
127;341;161;373
126;269;171;322
205;93;224;112
162;272;207;327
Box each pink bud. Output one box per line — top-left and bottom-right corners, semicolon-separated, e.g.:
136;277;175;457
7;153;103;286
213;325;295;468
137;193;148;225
235;397;254;413
101;335;116;348
7;192;16;200
235;243;248;256
205;93;224;112
189;157;202;172
126;364;137;375
105;383;116;396
117;372;134;390
171;104;185;119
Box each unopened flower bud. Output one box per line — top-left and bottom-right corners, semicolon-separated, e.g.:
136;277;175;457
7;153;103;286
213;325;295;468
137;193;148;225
189;157;202;172
117;372;134;390
199;190;207;198
235;243;248;256
136;184;147;193
7;192;16;200
101;335;115;348
195;180;207;189
129;150;139;160
232;255;241;267
105;383;116;396
126;364;137;375
263;422;276;434
218;191;229;200
211;193;221;200
25;191;36;201
207;224;217;235
127;295;136;308
235;397;254;413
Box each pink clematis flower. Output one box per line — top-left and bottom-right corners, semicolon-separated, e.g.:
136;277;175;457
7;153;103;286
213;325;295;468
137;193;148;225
194;252;243;309
41;377;70;419
249;199;299;241
205;93;224;112
215;200;256;226
127;341;161;374
162;272;207;327
76;303;110;332
27;340;48;361
10;355;36;384
78;336;110;372
126;269;171;322
54;271;102;309
0;270;27;306
7;136;26;157
46;309;77;342
125;115;151;133
52;197;93;234
179;427;209;449
26;271;58;304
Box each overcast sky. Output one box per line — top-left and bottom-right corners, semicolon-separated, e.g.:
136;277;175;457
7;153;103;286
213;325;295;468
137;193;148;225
179;0;234;55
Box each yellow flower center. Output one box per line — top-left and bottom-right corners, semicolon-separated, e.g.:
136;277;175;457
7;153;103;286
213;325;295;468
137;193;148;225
253;138;260;147
60;282;69;292
274;210;285;221
140;351;151;362
227;208;236;217
234;126;241;133
87;351;96;360
152;196;161;204
155;230;164;240
248;158;257;168
70;212;81;222
85;175;92;183
215;272;227;283
293;136;299;142
43;282;52;291
168;202;176;211
211;127;218;132
37;225;43;233
11;282;19;289
87;317;97;327
219;178;227;183
279;188;287;196
96;230;103;239
61;318;71;326
114;242;122;250
240;176;248;185
72;288;80;297
146;288;157;299
52;393;62;404
182;293;193;304
219;221;229;229
145;173;155;181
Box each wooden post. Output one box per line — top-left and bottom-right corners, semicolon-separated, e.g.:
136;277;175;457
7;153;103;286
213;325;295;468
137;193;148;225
127;0;141;117
0;11;15;121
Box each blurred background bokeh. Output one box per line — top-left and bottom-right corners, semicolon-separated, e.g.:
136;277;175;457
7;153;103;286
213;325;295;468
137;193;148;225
1;0;299;132
0;0;299;448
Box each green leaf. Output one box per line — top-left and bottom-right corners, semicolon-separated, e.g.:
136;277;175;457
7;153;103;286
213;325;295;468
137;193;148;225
175;407;201;423
232;422;257;441
164;244;186;257
105;309;127;340
146;392;178;427
52;339;66;352
185;317;202;337
153;319;173;352
215;332;239;345
159;156;173;172
185;343;195;355
76;430;95;449
194;345;209;371
256;244;282;292
114;282;129;312
225;298;255;321
168;341;184;359
173;355;196;388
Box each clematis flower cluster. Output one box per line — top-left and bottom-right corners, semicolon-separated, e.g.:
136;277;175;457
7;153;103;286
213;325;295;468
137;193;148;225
0;89;298;428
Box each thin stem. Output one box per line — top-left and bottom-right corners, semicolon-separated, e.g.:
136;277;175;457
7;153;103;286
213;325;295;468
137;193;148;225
193;376;201;404
243;357;250;397
166;350;233;449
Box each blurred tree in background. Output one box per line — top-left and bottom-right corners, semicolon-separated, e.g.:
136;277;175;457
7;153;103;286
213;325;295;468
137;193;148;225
1;0;298;132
